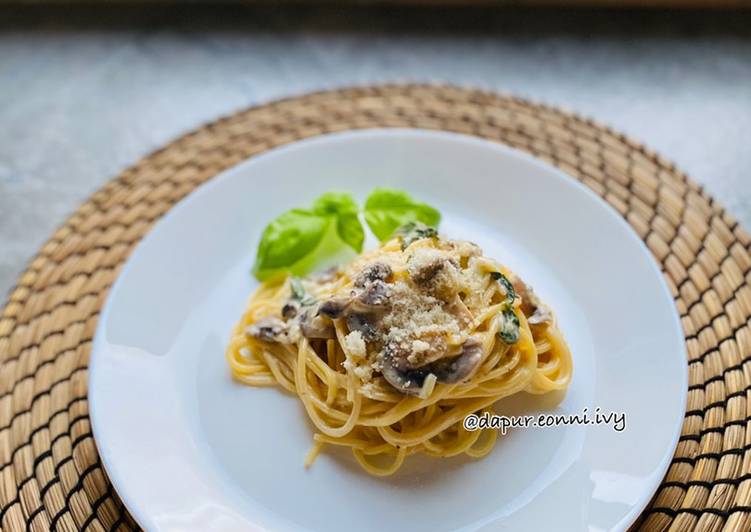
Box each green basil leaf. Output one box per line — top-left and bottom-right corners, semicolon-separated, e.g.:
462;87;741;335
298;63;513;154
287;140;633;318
364;188;441;241
490;271;516;303
252;209;329;280
312;192;358;216
313;192;364;252
336;212;364;252
498;307;520;344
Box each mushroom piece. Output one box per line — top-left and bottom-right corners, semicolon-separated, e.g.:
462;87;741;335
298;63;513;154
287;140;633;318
247;317;289;343
431;340;484;384
377;336;485;394
318;298;351;319
318;278;392;319
354;262;392;288
407;250;460;299
281;301;300;319
407;249;450;285
379;353;428;396
382;339;412;371
379;339;483;394
350;280;391;311
512;277;553;325
318;285;390;319
299;310;335;339
527;306;553;325
283;277;317;319
346;313;378;342
303;262;394;347
383;335;449;371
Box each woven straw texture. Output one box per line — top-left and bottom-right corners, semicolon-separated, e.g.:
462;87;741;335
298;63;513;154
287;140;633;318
0;85;750;532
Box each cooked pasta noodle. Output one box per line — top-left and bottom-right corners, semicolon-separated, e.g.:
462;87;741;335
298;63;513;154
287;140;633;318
227;228;572;476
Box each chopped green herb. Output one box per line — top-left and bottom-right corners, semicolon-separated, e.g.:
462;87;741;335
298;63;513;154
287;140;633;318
394;221;439;250
498;307;520;344
290;277;316;306
490;271;516;303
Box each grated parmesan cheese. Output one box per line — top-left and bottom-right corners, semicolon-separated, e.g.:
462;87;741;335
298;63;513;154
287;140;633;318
412;339;431;354
343;330;367;359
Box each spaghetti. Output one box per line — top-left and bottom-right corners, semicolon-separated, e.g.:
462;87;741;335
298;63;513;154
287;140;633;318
227;226;572;476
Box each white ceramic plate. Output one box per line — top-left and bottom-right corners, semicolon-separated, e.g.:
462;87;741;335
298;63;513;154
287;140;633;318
89;129;687;532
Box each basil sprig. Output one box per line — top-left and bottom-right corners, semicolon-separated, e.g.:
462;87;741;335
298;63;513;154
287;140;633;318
252;188;440;280
253;192;362;280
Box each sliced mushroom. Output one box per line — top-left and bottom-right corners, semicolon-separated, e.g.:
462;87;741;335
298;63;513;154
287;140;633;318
246;317;289;343
382;339;412;371
354;262;392;288
281;301;300;320
385;336;449;370
379;353;428;396
431;339;484;384
527;306;553;325
282;277;317;319
512;278;533;315
512;277;552;325
318;277;392;319
319;289;389;322
315;280;390;348
346;313;379;342
407;250;460;299
351;280;391;311
407;254;449;285
318;298;350;319
299;310;335;339
380;339;482;394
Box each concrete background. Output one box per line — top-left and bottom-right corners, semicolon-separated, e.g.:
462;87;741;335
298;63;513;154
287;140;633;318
1;6;750;298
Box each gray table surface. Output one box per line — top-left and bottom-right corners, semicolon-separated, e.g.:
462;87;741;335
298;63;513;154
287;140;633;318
1;7;750;299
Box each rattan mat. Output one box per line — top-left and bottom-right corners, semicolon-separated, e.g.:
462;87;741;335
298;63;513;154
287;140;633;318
1;85;750;532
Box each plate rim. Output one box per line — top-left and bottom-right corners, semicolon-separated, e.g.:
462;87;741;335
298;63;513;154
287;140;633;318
88;127;688;531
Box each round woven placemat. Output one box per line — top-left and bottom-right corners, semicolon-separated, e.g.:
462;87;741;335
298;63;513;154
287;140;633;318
0;85;749;532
